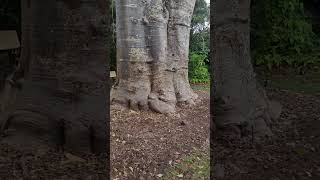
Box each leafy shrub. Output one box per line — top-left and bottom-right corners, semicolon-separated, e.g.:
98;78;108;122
188;52;210;83
251;0;320;70
188;0;210;84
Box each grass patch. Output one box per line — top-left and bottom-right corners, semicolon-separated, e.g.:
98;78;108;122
191;83;210;92
256;66;320;95
161;152;210;180
269;74;320;94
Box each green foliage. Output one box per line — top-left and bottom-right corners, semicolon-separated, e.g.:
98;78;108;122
188;0;210;84
190;0;210;54
191;0;209;32
188;52;210;83
251;0;320;70
190;28;210;54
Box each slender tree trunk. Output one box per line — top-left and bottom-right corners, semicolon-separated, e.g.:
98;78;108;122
112;0;152;111
167;0;198;105
0;0;110;155
112;0;197;114
211;0;282;138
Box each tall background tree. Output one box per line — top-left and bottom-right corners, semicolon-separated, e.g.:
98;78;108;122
189;0;210;84
190;0;209;54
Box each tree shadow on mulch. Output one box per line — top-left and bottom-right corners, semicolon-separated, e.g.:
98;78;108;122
212;68;320;180
0;141;109;179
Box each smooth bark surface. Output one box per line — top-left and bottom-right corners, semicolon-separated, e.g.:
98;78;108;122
111;0;197;114
211;0;282;138
0;0;110;155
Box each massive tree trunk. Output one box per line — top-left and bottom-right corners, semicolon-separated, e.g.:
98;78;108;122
111;0;197;114
0;0;110;155
211;0;282;139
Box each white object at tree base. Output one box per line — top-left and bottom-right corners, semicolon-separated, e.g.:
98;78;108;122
110;71;116;78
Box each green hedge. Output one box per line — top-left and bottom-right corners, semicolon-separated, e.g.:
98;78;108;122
188;52;210;83
251;0;320;70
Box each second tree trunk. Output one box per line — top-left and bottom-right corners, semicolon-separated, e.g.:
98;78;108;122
112;0;198;114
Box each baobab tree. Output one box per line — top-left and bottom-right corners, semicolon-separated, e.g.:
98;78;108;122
211;0;282;138
0;0;110;155
111;0;198;114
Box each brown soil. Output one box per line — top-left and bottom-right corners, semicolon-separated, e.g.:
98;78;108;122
111;87;210;179
212;88;320;180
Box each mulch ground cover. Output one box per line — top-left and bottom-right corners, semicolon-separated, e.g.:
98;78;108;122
111;87;210;179
212;88;320;180
0;86;210;179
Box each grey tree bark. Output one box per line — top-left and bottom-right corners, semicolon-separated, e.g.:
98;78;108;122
0;0;110;155
211;0;282;139
111;0;198;114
